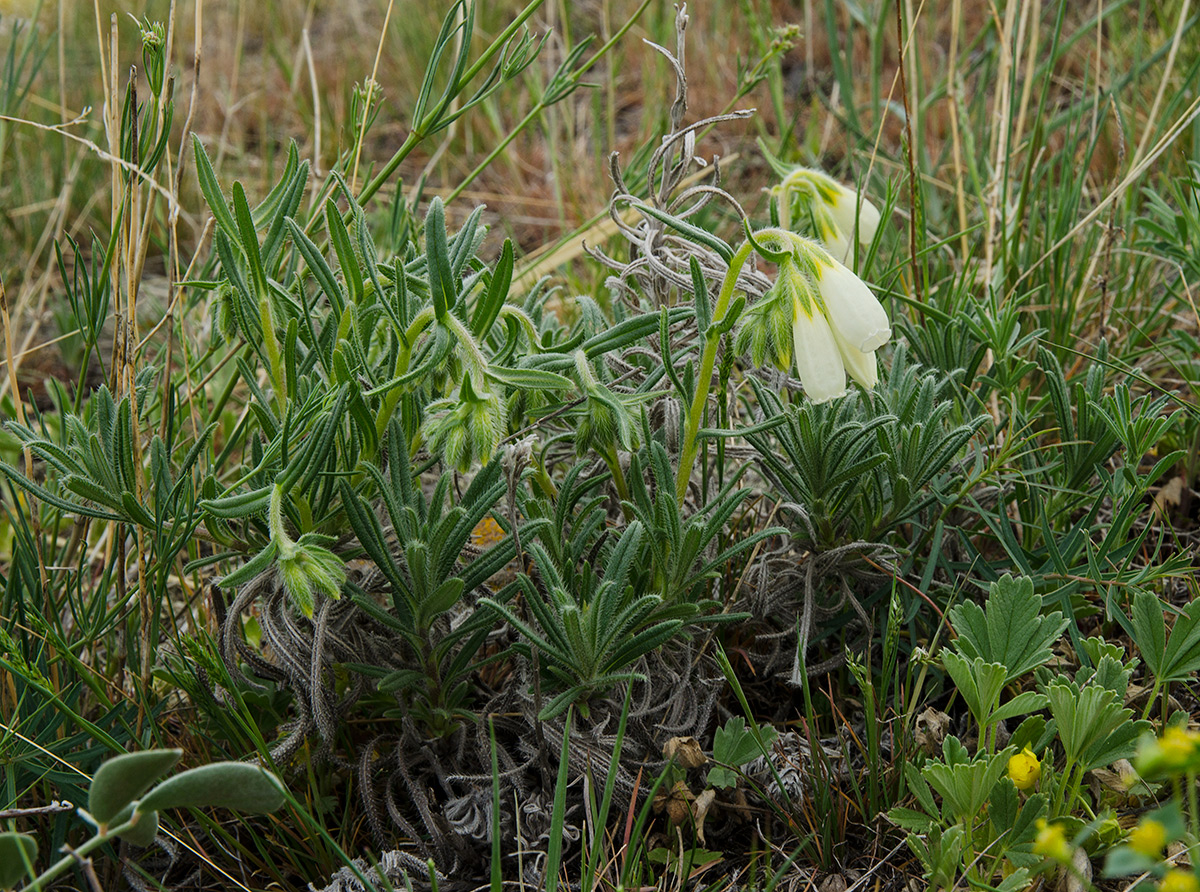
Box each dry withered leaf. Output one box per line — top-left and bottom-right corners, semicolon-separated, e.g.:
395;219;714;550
663;736;707;769
914;707;951;755
693;788;716;844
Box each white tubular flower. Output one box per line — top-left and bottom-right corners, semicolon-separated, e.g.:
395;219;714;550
788;266;846;403
776;167;883;263
739;230;889;403
830;324;878;390
825;181;882;255
811;253;892;353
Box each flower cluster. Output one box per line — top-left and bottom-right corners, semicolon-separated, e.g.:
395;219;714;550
422;373;505;473
771;166;882;264
269;483;346;618
735;232;891;403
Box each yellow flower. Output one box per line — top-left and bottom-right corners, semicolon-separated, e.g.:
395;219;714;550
1007;745;1042;791
1159;871;1200;892
1127;818;1168;858
1136;725;1200;779
1160;726;1200;763
1032;819;1073;864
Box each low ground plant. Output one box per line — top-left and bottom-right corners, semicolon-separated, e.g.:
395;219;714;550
2;1;1199;890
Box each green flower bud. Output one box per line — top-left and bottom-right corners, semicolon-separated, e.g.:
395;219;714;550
267;484;345;618
422;373;504;472
277;534;346;619
571;352;635;457
735;265;806;372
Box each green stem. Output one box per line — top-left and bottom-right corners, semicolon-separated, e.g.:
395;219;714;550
1140;677;1162;721
675;240;756;505
257;292;286;414
374;308;436;445
601;446;632;519
1187;770;1198;852
25;814;141;892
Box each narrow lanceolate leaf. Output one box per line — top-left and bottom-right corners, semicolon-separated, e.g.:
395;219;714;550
191;135;239;240
471;237;513;337
136;762;286;815
484;365;574;391
0;832;38;887
88;749;183;824
233;181;268;300
424;197;456;320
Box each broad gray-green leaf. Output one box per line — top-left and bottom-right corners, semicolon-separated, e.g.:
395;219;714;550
948;575;1067;683
0;832;38;888
136;763;286;815
108;804;160;847
88;749;183;824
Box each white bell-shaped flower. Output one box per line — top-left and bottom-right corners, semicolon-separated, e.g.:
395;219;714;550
826;181;882;256
777;167;883;263
791;288;846;404
812;253;892;353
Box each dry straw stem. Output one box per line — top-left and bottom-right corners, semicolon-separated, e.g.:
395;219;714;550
1007;89;1200;302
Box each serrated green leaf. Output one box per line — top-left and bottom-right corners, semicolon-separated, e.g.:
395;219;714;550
888;806;936;831
712;716;778;769
991;690;1049;725
947;575;1067;683
941;651;1006;734
1134;589;1200;685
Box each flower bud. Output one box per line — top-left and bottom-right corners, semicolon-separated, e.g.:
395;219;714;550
735;278;796;372
277;534;346;619
422;373;504;472
1006;745;1042;791
572;352;635;456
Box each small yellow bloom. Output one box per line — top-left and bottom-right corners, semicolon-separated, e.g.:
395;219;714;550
1127;818;1169;858
1160;726;1200;763
1007;745;1042;791
1159;870;1200;892
1136;725;1200;779
1033;819;1073;864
